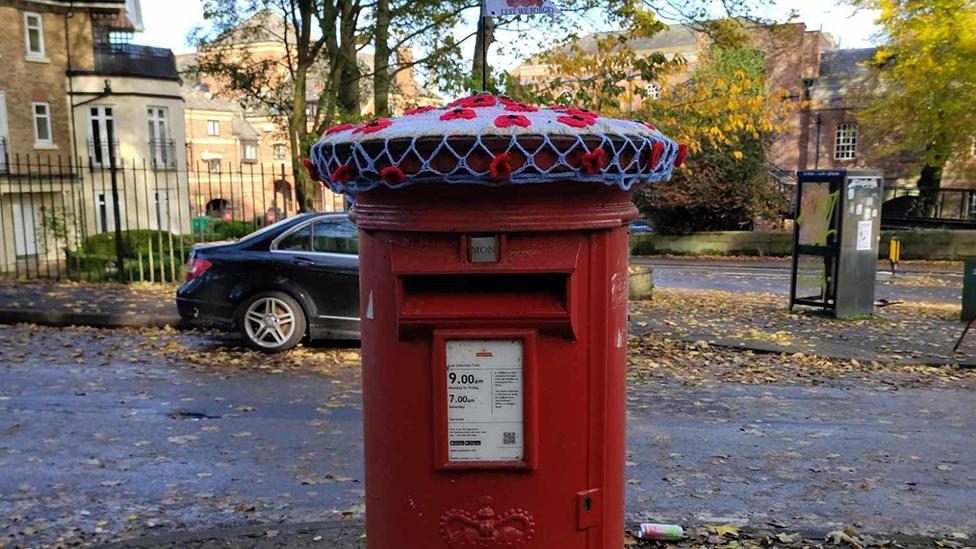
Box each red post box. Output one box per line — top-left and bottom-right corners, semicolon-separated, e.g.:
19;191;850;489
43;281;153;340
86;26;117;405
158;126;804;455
310;95;682;548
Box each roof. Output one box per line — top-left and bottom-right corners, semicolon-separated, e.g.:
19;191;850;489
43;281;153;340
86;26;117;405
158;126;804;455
183;89;244;112
810;47;878;105
518;24;699;68
232;117;261;140
819;48;878;80
215;9;292;46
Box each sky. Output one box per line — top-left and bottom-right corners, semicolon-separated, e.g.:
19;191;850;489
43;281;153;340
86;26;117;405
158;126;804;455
138;0;882;63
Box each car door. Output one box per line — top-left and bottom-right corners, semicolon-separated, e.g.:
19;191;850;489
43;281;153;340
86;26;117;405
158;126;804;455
272;216;360;339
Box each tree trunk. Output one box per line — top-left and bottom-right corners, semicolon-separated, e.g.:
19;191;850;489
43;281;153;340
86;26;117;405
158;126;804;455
337;0;361;114
470;15;495;91
291;61;313;213
373;0;391;116
916;162;944;217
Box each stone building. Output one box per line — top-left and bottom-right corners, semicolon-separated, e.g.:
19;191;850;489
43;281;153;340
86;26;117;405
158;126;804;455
0;0;187;275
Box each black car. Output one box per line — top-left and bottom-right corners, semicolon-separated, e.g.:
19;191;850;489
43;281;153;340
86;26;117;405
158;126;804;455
176;212;360;352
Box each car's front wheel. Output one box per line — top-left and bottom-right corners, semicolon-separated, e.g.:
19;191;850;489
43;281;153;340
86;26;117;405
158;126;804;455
238;291;307;352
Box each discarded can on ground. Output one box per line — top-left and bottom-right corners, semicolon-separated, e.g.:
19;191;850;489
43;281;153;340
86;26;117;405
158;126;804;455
636;523;684;541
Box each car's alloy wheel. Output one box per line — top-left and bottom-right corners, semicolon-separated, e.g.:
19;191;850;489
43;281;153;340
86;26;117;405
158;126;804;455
240;292;306;352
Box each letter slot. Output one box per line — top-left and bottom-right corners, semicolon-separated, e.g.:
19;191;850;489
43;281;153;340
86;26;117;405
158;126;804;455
397;272;576;337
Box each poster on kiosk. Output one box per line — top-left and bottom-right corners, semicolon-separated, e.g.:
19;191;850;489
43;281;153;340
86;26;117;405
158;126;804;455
306;6;686;548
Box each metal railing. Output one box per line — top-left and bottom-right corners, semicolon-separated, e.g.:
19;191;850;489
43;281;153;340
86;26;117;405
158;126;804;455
87;138;119;168
0;154;345;283
149;139;177;170
882;186;976;229
92;43;178;80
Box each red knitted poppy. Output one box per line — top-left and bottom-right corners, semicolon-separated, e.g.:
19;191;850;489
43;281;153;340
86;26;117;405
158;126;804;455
449;95;498;108
440;108;478;121
557;114;597;128
331;163;356;184
581;148;605;174
650;142;665;169
567;108;599;120
675;144;689;167
404;105;438;116
494;114;531;128
325;123;356;136
352;118;393;135
380;166;406;184
488;153;513;182
302;158;319;181
500;98;539;113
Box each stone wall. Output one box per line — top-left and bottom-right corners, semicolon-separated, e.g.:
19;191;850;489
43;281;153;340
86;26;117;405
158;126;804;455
631;230;976;261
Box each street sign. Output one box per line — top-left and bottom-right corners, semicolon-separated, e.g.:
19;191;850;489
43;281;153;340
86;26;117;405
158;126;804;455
482;0;560;17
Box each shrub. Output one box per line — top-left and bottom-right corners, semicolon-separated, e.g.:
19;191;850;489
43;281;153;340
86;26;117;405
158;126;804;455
637;140;788;235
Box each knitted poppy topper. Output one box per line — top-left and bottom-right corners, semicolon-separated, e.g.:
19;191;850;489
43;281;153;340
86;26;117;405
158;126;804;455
310;93;684;195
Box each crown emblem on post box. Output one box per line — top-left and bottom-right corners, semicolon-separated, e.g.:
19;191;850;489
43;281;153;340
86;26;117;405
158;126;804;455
439;496;535;547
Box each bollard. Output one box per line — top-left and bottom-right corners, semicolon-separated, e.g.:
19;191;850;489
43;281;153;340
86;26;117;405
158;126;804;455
889;236;901;276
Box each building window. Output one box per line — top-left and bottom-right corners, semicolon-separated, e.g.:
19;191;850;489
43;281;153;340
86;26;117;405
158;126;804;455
88;105;114;165
147;107;174;169
24;12;45;59
207;159;222;173
32;102;53;146
834;123;858;161
206;120;220;136
272;144;287;161
243;143;258;163
646;83;661;100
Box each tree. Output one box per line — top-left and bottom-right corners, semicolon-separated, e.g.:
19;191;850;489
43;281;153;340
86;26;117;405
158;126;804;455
852;0;976;206
638;46;792;233
372;0;478;116
188;0;366;211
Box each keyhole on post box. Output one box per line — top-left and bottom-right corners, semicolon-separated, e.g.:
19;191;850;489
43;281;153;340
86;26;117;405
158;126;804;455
584;496;592;512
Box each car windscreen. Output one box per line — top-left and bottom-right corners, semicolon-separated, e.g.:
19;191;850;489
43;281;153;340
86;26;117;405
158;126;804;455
237;214;318;244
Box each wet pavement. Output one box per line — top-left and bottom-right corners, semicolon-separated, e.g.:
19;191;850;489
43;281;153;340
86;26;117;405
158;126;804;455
0;325;973;548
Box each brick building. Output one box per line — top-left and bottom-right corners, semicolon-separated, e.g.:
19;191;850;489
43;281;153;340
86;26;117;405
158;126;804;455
177;9;440;216
512;22;976;192
0;0;187;275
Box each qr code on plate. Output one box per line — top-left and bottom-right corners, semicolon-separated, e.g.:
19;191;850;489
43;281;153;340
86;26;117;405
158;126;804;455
503;432;516;445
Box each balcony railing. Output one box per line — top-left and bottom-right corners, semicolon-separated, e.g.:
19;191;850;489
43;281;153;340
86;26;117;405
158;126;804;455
149;139;178;170
92;43;178;80
87;138;119;168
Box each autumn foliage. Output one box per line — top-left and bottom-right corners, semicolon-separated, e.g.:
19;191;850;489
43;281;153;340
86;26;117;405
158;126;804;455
510;14;795;233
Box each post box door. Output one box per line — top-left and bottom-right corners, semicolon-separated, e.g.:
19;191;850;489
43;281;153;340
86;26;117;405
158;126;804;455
432;330;594;548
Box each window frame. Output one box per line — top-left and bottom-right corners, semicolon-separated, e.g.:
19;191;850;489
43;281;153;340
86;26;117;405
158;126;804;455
207;158;222;174
24;12;46;60
646;83;661;100
31;102;53;147
834;123;858;161
243;142;258;163
272;144;287;161
206;120;220;136
147;106;173;168
271;215;358;256
310;217;358;255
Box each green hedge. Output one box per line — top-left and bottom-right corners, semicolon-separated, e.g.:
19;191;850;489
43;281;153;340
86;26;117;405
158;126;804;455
67;230;193;282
